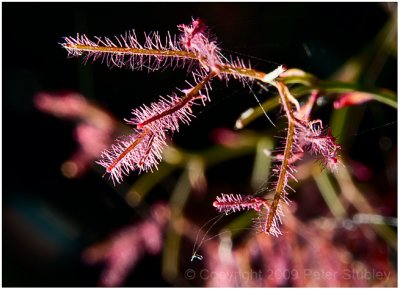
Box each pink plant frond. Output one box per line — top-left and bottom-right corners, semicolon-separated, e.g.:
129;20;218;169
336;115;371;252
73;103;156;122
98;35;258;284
97;70;213;182
61;17;260;86
256;88;341;236
97;129;166;184
213;193;270;214
178;18;223;73
60;19;344;241
178;18;207;50
294;120;341;171
62;29;192;72
129;93;198;131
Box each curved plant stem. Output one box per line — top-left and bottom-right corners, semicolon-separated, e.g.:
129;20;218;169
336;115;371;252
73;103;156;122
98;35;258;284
236;73;397;129
283;75;397;108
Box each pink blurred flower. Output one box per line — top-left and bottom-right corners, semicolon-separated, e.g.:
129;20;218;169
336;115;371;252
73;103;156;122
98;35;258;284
334;92;374;109
347;159;373;181
83;202;170;286
34;91;118;178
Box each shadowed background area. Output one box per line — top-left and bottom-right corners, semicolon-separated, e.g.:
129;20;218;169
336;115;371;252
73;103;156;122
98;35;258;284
3;2;397;286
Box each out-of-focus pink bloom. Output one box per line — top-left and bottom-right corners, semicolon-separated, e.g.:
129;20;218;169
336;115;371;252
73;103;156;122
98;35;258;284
203;239;241;287
187;158;207;194
76;123;113;157
62;124;115;178
334;92;374;109
210;128;251;148
34;91;118;178
347;159;373;181
34;91;90;119
83;202;170;287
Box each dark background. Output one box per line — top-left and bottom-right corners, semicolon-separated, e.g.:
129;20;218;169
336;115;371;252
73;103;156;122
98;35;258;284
3;2;397;286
